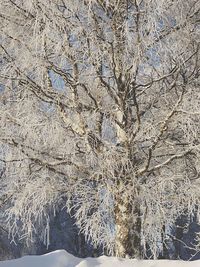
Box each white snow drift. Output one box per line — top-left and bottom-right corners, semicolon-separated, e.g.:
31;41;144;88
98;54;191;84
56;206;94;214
0;250;200;267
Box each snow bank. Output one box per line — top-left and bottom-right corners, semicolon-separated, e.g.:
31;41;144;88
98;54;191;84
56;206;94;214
0;250;200;267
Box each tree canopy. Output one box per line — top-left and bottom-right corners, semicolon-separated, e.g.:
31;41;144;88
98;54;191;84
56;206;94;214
0;0;200;258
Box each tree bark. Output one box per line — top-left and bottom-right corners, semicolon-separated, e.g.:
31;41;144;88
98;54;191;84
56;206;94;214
114;194;141;258
161;224;170;259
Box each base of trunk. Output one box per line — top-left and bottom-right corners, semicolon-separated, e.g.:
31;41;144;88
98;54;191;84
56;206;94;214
115;197;141;258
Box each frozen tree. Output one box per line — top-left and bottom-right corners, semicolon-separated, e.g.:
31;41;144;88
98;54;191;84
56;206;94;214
0;0;200;259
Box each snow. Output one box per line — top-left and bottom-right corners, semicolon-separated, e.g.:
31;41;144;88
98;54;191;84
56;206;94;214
0;250;200;267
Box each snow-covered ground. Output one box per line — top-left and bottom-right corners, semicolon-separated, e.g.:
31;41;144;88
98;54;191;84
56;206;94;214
0;250;200;267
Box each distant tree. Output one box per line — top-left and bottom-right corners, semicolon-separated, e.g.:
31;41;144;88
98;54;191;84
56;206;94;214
0;0;200;258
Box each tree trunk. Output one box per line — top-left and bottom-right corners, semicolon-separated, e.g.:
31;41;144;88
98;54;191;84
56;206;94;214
173;217;185;259
161;224;170;259
114;194;141;258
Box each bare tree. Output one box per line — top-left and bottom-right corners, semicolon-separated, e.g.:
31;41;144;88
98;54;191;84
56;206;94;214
0;0;200;258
